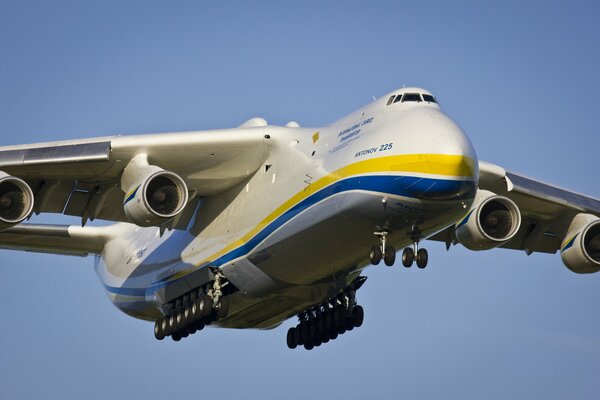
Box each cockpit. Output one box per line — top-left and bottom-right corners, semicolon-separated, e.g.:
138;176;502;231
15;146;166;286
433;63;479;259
386;91;438;106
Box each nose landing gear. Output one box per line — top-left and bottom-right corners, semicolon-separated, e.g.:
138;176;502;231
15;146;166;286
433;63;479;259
369;228;429;268
369;231;396;266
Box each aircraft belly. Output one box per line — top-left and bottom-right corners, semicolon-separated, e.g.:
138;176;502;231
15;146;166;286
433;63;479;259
245;191;464;286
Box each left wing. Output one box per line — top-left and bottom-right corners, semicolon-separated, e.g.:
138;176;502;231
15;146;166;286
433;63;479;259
0;127;269;226
430;161;600;256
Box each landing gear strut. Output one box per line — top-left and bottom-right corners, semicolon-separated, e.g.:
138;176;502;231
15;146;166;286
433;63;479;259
370;231;395;266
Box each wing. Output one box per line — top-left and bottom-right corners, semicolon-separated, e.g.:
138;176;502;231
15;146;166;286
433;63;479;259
430;161;600;255
0;127;269;226
0;223;126;256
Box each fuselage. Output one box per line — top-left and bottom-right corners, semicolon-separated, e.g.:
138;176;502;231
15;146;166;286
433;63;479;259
95;87;479;328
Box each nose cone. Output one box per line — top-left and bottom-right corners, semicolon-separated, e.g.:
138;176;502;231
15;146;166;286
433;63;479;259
397;109;478;201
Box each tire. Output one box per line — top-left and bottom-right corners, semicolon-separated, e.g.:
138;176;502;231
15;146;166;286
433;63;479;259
194;320;205;331
402;247;414;268
154;320;165;340
172;332;182;342
335;307;347;327
352;305;364;327
329;331;338;340
384;245;396;266
287;327;297;349
183;306;192;324
199;294;213;318
304;342;314;351
176;312;185;329
416;248;428;269
345;317;355;331
168;314;177;332
190;301;199;321
369;245;382;265
216;296;229;319
161;318;170;337
293;325;302;345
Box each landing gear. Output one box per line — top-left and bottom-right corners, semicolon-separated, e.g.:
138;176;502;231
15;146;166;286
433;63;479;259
401;225;429;268
286;277;367;350
370;231;396;267
153;271;232;342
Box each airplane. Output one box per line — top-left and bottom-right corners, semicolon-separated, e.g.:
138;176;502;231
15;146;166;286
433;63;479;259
1;86;599;351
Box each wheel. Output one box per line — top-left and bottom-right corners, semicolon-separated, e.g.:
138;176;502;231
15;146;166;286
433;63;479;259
171;332;182;342
287;327;297;349
154;320;165;340
199;294;213;318
176;311;185;329
181;328;189;338
190;301;199;321
416;248;428;268
345;317;355;331
384;245;396;266
309;320;319;341
194;320;205;331
369;245;382;265
352;305;364;327
334;307;347;327
216;296;229;319
168;314;177;332
329;331;338;340
304;342;314;350
293;325;302;345
160;318;170;336
402;247;414;268
183;306;192;324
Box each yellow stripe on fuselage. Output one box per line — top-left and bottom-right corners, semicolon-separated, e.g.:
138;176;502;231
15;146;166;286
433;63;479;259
167;154;475;280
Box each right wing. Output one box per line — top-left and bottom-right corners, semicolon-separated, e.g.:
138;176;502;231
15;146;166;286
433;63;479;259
0;127;269;226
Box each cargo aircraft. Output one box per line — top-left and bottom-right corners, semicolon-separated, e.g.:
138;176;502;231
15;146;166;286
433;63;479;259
1;87;599;350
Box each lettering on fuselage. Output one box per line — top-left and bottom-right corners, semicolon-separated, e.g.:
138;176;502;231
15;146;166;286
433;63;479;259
329;117;375;153
354;142;394;158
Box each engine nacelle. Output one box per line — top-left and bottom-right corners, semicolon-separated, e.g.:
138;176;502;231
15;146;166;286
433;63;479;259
561;213;600;274
122;155;188;227
455;190;521;250
0;171;34;231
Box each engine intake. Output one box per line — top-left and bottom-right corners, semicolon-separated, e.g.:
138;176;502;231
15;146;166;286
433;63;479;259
0;172;34;230
121;155;189;227
561;213;600;274
455;190;521;250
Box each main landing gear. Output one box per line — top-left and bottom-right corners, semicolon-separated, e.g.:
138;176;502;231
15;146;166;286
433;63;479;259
286;277;367;350
369;230;429;268
153;273;231;342
401;244;428;269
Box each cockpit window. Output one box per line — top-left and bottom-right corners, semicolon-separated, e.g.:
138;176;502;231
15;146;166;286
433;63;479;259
393;94;403;103
386;95;396;105
422;94;437;103
401;93;422;102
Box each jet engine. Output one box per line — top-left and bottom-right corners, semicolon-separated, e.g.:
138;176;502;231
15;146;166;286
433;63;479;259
122;155;189;227
0;171;34;231
455;190;521;250
560;213;600;274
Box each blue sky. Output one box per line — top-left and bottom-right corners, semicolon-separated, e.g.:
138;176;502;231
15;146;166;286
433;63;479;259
1;1;600;399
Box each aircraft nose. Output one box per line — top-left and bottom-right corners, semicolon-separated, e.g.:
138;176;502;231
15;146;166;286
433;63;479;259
400;114;478;201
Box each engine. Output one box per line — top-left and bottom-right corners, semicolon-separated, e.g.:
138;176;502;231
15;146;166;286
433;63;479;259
455;190;521;250
122;155;189;227
561;213;600;274
0;171;34;231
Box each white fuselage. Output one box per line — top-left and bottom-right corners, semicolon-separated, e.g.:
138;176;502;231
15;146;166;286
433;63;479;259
95;90;479;329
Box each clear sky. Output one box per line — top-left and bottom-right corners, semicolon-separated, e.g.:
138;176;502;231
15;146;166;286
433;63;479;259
1;1;600;399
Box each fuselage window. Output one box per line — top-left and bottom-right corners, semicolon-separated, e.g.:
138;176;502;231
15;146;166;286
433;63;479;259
386;95;396;105
422;94;437;103
401;93;422;102
393;94;403;103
